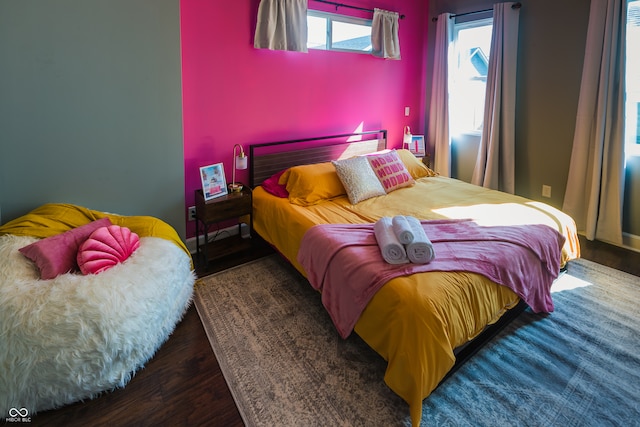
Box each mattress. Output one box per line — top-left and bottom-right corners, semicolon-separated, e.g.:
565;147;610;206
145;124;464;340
252;162;579;425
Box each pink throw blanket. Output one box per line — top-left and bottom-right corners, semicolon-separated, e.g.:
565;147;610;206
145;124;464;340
297;219;566;339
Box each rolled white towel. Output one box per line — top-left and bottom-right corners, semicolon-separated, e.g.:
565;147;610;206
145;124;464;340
405;216;435;264
391;215;414;244
374;217;409;264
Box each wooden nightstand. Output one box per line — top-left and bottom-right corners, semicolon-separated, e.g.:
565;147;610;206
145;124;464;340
195;187;252;264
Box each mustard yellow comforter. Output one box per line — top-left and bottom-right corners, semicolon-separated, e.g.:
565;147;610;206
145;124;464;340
0;203;190;259
253;176;579;425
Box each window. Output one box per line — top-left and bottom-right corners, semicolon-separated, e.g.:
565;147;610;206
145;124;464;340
448;17;493;135
626;0;640;157
307;10;372;53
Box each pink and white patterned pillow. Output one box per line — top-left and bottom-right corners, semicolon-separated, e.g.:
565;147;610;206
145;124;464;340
366;150;415;193
77;225;140;275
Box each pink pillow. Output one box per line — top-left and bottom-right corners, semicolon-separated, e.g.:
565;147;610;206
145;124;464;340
261;169;289;198
366;150;415;193
77;225;141;275
19;217;113;279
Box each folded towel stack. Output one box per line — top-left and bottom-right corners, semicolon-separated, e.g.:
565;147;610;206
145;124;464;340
391;215;414;244
373;217;409;264
374;216;435;264
404;216;435;264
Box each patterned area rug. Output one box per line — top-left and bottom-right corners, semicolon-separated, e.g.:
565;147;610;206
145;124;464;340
194;255;640;427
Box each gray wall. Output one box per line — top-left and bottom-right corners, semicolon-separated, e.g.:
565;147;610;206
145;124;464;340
428;0;640;241
0;1;185;239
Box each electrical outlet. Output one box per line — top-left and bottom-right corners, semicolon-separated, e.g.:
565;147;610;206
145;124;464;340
188;206;196;221
542;185;552;198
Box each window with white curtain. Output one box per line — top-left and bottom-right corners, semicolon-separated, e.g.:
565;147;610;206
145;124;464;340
626;0;640;157
449;17;493;135
307;10;372;53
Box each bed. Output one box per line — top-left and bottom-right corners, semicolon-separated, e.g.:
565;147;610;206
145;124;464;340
0;203;195;416
249;130;580;425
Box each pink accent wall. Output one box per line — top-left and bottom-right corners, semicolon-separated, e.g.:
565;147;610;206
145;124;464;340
181;0;429;237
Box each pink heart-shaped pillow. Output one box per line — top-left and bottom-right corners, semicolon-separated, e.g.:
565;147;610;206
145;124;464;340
77;225;141;275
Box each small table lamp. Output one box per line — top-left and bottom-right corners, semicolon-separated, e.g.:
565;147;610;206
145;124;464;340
229;143;248;193
403;125;412;150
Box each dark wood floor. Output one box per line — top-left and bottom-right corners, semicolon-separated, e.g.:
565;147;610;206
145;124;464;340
19;235;640;427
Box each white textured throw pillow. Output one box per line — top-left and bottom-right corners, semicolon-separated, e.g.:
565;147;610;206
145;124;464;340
332;156;386;204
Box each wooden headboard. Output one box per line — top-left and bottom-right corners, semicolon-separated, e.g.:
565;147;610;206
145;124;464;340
249;130;387;188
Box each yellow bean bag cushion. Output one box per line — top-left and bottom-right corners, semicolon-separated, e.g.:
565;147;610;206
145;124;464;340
0;204;195;415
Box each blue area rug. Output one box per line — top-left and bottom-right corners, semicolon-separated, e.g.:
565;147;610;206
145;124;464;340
195;255;640;427
422;258;640;426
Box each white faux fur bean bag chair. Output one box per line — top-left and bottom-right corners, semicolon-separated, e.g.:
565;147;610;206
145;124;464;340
0;204;195;415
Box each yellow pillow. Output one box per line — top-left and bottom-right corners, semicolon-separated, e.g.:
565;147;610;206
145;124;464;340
279;162;346;206
396;149;438;179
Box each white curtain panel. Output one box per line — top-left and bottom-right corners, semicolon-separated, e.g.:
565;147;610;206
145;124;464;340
562;0;626;244
254;0;308;52
471;2;520;193
429;13;453;176
371;8;401;60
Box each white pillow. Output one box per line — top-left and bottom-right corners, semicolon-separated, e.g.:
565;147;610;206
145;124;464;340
332;156;386;204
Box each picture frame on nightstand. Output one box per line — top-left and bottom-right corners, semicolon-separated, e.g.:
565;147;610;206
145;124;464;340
200;163;228;201
409;135;426;157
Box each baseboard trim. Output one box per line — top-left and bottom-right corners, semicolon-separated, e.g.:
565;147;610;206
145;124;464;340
623;232;640;253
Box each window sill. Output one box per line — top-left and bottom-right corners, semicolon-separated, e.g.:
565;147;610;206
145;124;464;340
626;144;640;158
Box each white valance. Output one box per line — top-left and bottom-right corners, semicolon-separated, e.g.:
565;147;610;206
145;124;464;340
371;8;401;60
254;0;308;52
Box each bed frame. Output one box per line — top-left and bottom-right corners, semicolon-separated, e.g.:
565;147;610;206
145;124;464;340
249;130;387;188
248;129;527;380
